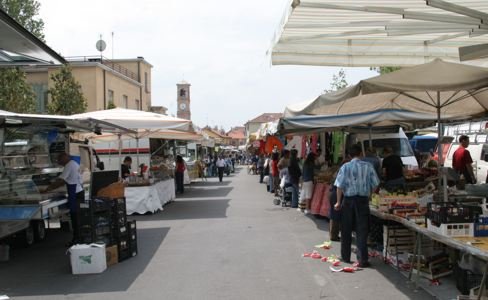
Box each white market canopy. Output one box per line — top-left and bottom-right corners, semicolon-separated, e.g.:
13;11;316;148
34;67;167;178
282;59;488;132
72;108;192;132
271;0;488;67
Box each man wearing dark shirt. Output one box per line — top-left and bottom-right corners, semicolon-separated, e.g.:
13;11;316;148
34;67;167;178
382;147;405;191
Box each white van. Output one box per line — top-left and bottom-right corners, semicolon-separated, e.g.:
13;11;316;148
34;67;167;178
348;128;419;168
443;136;488;184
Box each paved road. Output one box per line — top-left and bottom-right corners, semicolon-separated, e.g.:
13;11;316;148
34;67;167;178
0;167;435;300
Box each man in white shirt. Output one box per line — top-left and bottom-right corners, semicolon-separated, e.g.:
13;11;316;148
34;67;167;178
216;156;226;182
43;153;84;245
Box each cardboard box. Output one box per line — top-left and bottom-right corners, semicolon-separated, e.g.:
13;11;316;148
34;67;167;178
105;245;118;267
69;243;107;274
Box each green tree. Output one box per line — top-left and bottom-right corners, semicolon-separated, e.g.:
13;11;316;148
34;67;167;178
325;68;348;93
47;65;87;115
0;68;36;113
370;66;401;74
0;0;45;41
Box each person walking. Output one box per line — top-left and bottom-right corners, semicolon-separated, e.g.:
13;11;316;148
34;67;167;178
258;154;265;183
299;152;315;213
334;144;379;268
216;155;226;182
453;135;476;184
288;150;302;209
175;155;186;194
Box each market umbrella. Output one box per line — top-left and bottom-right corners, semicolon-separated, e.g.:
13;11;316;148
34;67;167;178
285;59;488;199
72;108;192;172
264;135;283;154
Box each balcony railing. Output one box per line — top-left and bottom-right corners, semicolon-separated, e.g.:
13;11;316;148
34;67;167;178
65;56;139;82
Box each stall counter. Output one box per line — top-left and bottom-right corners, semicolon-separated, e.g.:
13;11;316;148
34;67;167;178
125;179;175;215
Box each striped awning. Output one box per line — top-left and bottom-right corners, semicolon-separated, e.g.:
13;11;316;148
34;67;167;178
271;0;488;67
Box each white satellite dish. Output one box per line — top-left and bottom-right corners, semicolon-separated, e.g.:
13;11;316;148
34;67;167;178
96;39;106;52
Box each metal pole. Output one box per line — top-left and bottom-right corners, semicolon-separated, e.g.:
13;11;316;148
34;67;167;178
136;136;140;169
436;91;446;201
118;133;122;178
368;124;373;149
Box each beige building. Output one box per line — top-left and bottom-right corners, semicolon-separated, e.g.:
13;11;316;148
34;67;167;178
25;56;152;113
244;113;282;139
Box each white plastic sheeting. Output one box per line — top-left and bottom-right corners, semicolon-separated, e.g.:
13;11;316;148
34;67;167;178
271;0;488;67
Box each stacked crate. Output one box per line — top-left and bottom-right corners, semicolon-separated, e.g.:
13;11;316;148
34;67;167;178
78;198;113;245
426;202;482;237
78;197;137;262
383;224;415;255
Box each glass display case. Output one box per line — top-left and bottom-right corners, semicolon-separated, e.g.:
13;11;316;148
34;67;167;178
0;127;67;204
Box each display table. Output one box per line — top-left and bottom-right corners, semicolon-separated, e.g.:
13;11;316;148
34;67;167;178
125;179;175;215
310;183;331;217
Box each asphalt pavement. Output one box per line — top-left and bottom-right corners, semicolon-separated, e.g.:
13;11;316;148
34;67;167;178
0;166;437;300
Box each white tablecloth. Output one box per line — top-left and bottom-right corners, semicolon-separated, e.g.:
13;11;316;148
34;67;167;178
125;179;175;215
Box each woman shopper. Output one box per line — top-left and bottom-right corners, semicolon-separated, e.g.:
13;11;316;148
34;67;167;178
299;152;315;213
288;150;302;209
270;152;280;195
175;155;186;194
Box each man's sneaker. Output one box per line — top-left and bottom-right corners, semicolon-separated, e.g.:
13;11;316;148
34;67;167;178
297;208;303;212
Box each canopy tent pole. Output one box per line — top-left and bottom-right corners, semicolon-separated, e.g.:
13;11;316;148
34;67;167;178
436;91;448;202
368;124;372;149
118;133;122;178
136;136;140;170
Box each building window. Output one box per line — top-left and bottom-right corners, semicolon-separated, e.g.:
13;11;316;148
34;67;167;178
135;99;140;110
180;89;186;98
123;95;128;108
108;90;114;108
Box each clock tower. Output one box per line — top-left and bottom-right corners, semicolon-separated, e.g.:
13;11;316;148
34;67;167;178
177;81;191;120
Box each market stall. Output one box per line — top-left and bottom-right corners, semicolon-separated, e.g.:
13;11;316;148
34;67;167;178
72;109;199;215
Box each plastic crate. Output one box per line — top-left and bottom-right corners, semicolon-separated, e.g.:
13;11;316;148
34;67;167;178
475;216;488;237
455;264;484;295
427;219;474;237
427;202;482;225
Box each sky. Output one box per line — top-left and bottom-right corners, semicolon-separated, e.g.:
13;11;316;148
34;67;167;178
38;0;376;130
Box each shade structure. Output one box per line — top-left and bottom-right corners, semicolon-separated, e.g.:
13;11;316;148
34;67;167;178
72;108;191;131
73;129;203;143
284;59;488;121
271;0;488;67
265;136;284;154
280;109;439;134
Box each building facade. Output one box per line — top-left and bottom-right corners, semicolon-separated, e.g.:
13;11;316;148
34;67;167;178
227;127;246;147
244;113;282;139
25;56;152;113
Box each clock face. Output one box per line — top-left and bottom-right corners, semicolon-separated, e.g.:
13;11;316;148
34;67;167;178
179;103;187;111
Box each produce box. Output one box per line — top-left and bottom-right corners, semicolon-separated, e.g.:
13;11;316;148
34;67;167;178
69;243;107;275
105;245;118;267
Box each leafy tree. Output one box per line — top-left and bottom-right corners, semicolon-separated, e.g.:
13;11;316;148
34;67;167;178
370;66;401;74
107;101;116;109
0;0;45;41
0;68;36;113
47;65;87;115
325;68;348;93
